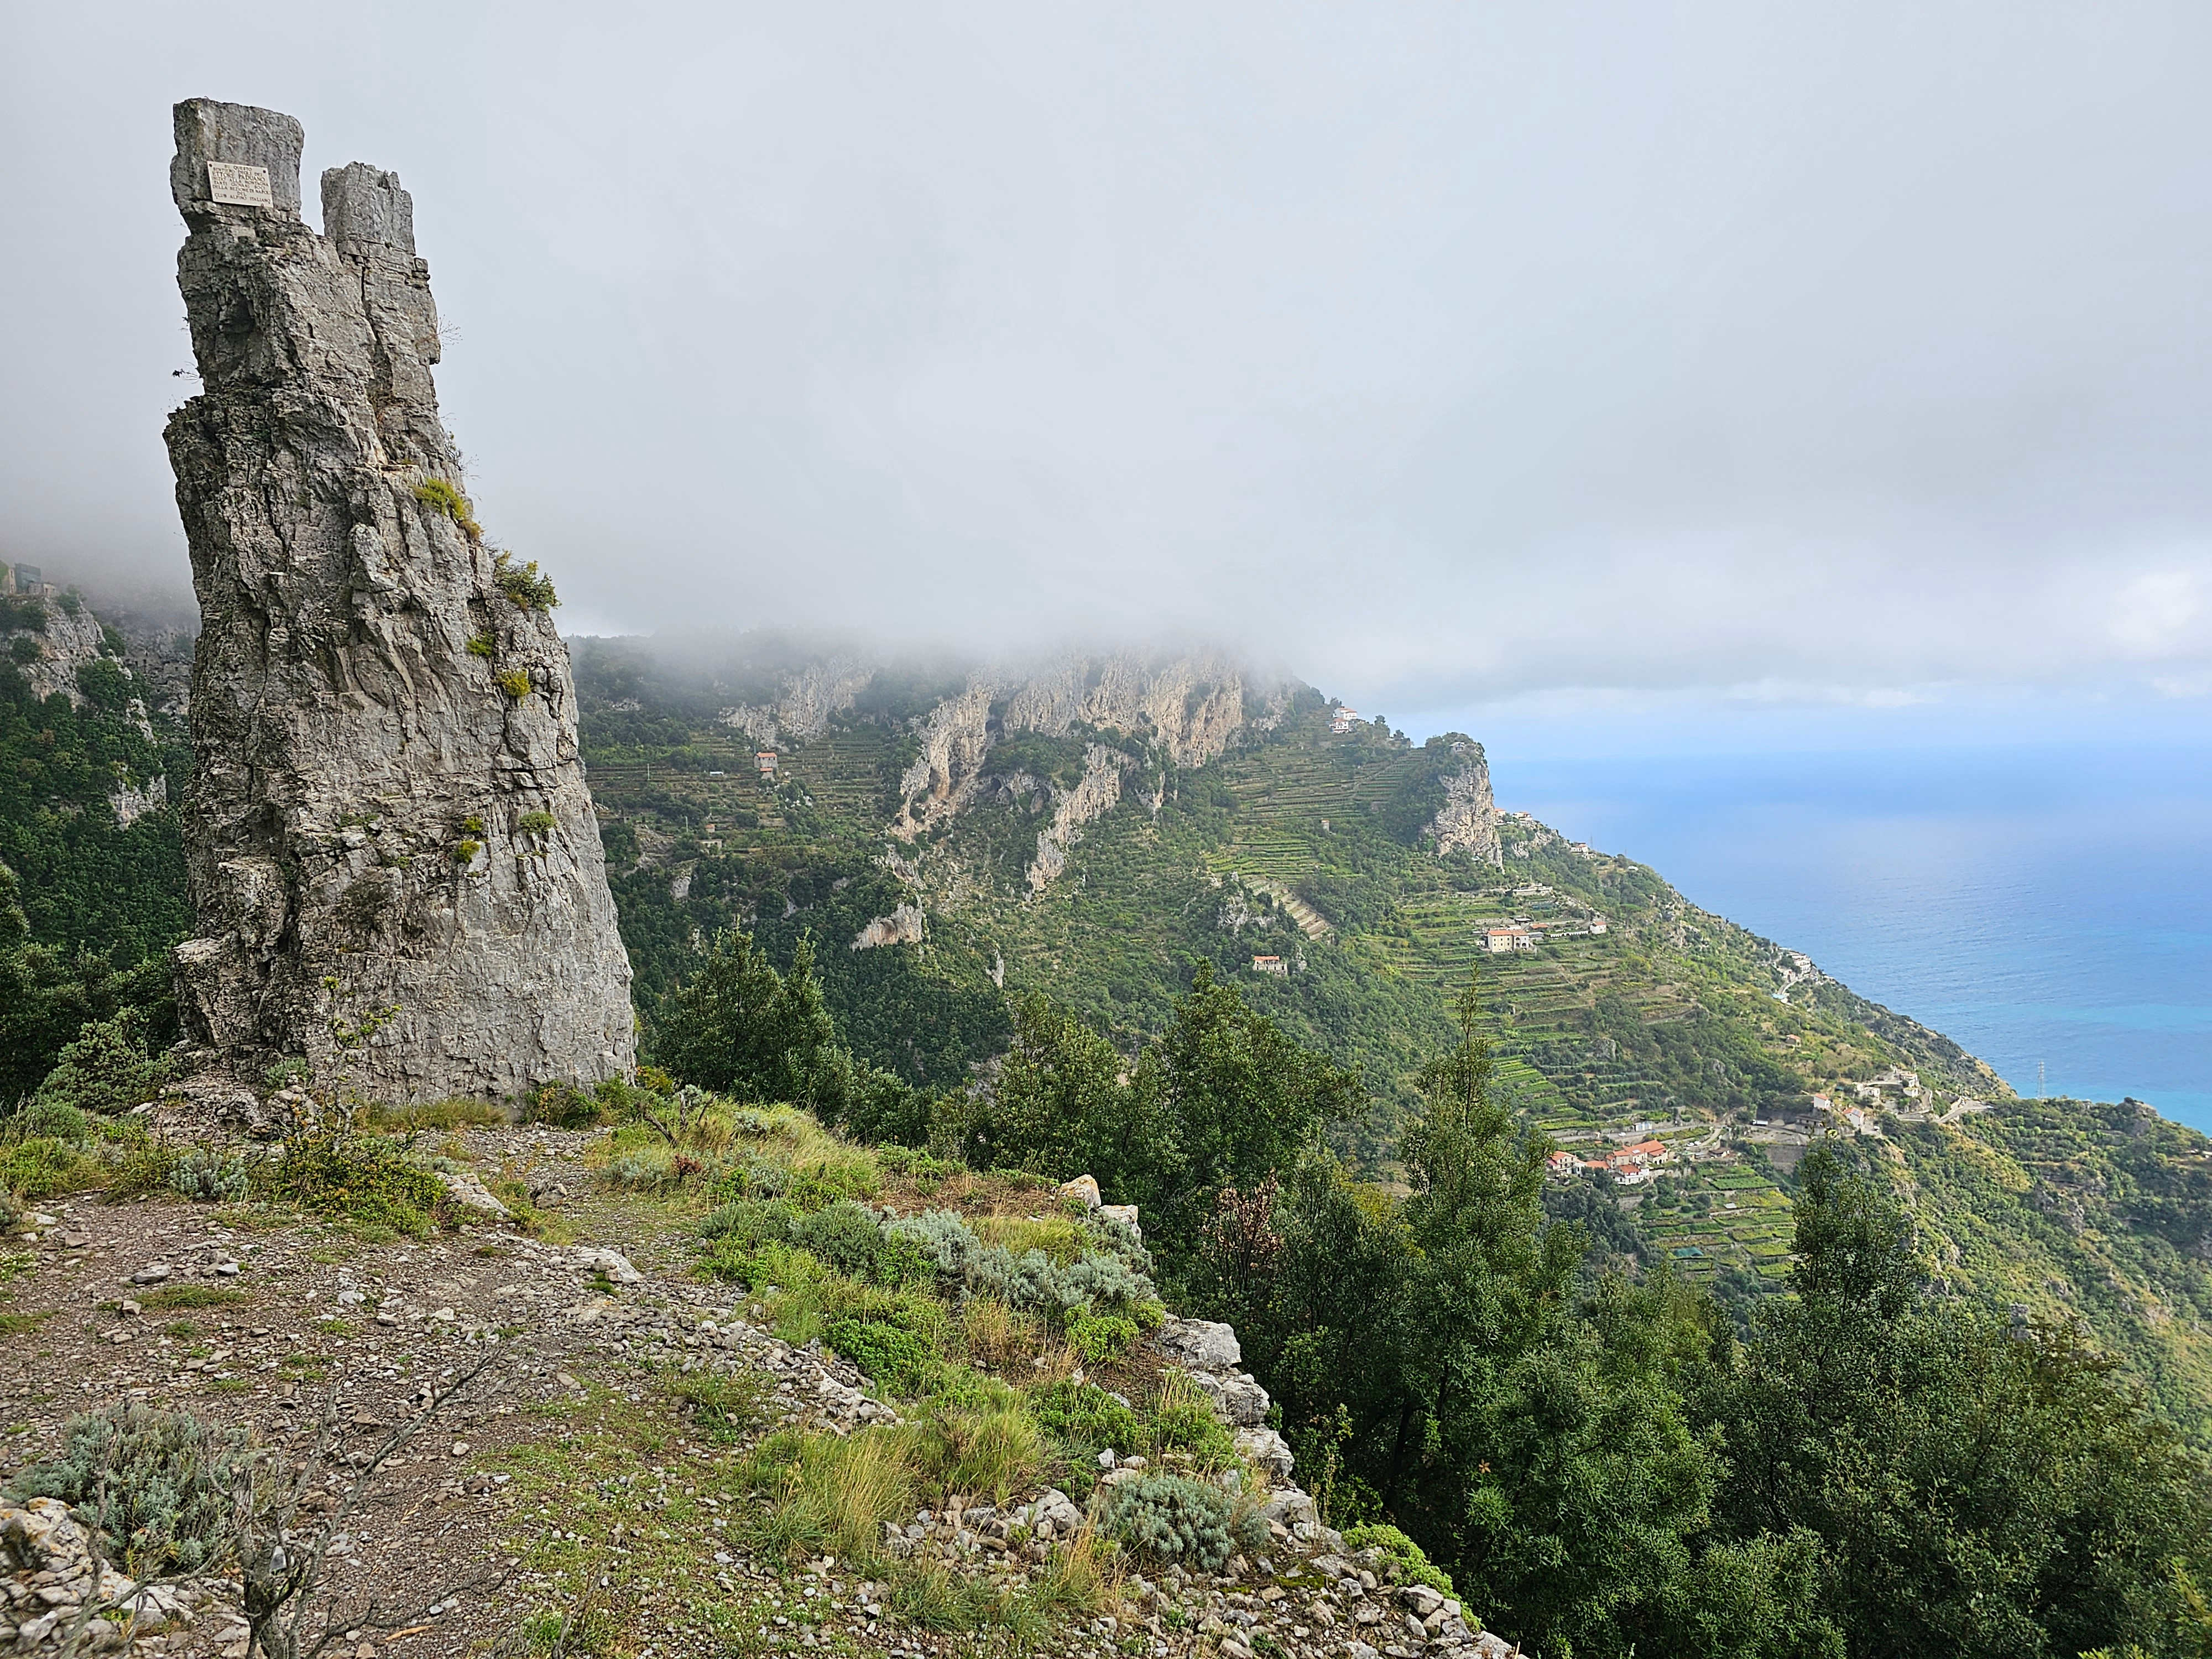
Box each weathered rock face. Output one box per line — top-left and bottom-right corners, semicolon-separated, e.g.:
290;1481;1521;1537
889;651;1284;843
163;100;634;1102
1025;742;1131;892
1427;736;1503;867
0;593;111;707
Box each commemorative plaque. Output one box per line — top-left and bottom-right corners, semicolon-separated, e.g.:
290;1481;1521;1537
206;161;274;209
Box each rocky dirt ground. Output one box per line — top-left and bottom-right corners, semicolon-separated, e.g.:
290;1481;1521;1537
1;1127;1518;1659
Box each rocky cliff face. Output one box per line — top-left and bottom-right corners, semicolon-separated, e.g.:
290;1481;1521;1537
0;594;111;708
162;100;634;1103
1427;737;1503;867
890;651;1280;845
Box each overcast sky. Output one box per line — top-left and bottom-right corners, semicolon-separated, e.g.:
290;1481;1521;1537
6;2;2211;737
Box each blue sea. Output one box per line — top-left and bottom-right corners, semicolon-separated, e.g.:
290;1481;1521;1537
1480;740;2212;1135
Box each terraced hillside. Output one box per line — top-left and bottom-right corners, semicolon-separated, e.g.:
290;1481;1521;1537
555;635;2212;1436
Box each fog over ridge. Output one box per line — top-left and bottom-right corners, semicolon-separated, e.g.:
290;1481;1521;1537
5;3;2210;724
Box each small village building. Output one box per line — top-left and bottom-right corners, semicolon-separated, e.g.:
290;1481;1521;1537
1485;926;1536;954
1250;954;1288;975
754;751;778;776
1329;706;1359;734
1589;915;1607;935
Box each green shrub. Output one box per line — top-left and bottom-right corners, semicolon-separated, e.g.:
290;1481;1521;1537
414;477;481;538
522;1083;602;1128
8;1403;250;1574
168;1144;248;1203
1067;1308;1140;1364
1146;1373;1238;1469
466;633;496;658
1032;1380;1144;1453
492;551;559;610
0;1135;102;1200
825;1317;941;1395
251;1130;446;1234
103;1135;186;1199
1343;1522;1456;1597
515;810;557;835
1099;1472;1265;1572
451;838;481;865
498;669;531;701
14;1099;88;1140
791;1200;903;1281
34;1011;164;1116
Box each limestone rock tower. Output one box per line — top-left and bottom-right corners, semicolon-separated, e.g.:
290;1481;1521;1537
164;100;635;1100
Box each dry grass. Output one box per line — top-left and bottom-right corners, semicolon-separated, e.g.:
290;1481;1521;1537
914;1382;1041;1506
960;1297;1053;1373
969;1212;1083;1264
749;1426;915;1562
877;1166;1062;1222
356;1097;508;1132
1027;1521;1123;1620
957;1297;1079;1387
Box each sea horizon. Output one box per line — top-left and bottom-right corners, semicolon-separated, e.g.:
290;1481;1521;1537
1473;736;2212;1136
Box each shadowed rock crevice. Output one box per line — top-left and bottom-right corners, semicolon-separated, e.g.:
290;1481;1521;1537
163;98;634;1103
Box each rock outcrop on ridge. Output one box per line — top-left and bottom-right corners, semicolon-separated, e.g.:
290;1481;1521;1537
1426;737;1503;867
162;100;634;1102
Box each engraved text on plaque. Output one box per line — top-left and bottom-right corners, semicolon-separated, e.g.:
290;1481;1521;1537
207;162;274;209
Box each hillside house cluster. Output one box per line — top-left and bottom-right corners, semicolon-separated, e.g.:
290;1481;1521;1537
1480;912;1609;953
1549;1139;1674;1185
1849;1066;1921;1103
1811;1093;1881;1135
1329;706;1359;735
1;563;54;598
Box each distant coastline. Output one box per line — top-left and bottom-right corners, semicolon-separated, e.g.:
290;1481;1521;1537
1498;739;2212;1132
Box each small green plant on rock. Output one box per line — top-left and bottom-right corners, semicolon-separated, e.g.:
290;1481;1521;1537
515;810;557;836
263;1058;312;1091
498;669;531;701
1343;1521;1457;1597
1145;1373;1239;1470
466;632;496;658
413;477;482;538
1099;1472;1265;1573
667;1368;767;1444
492;550;559;610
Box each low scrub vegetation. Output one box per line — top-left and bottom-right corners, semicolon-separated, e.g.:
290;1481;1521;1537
8;1402;250;1575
